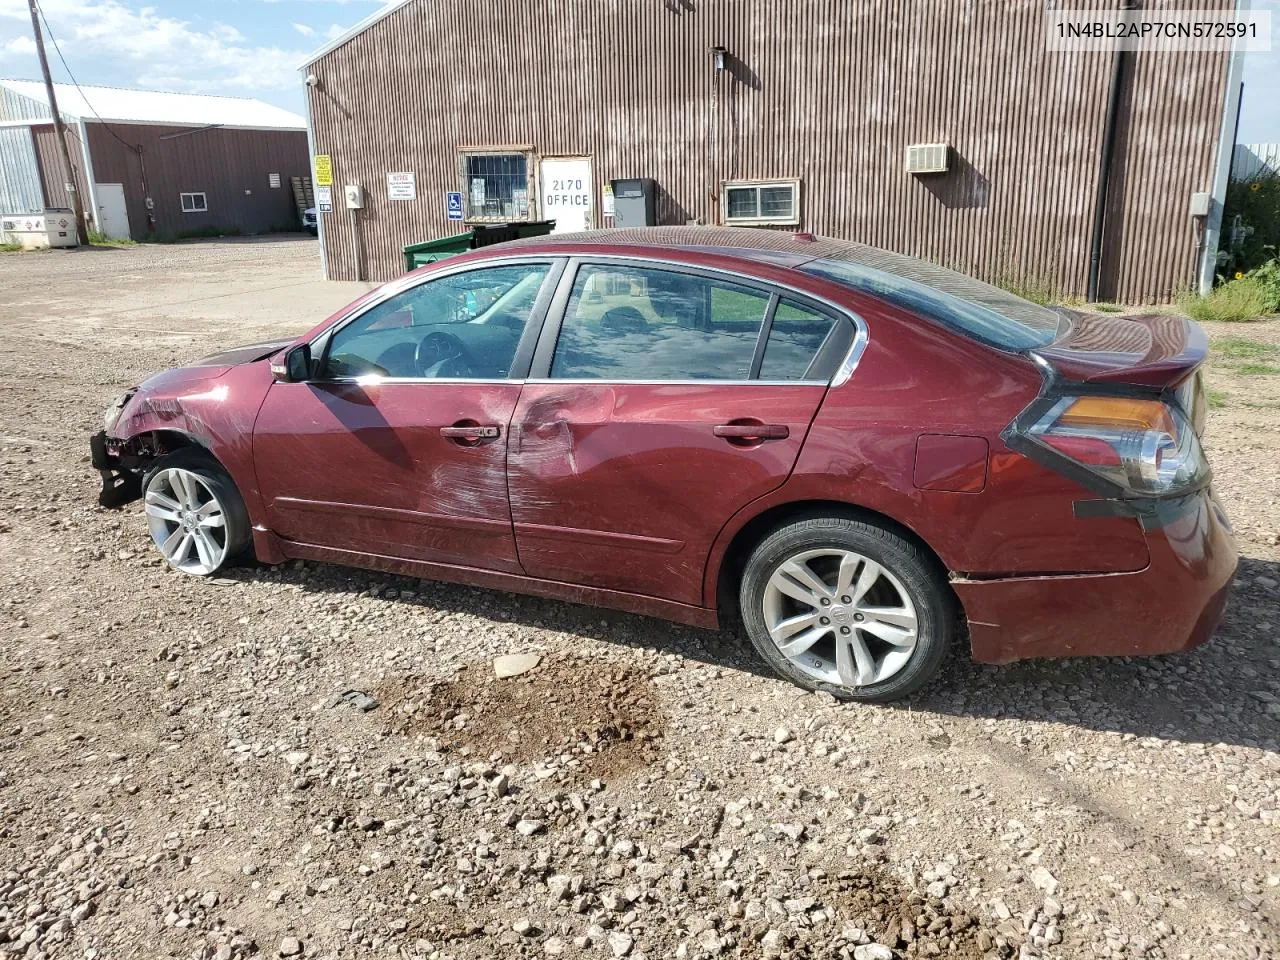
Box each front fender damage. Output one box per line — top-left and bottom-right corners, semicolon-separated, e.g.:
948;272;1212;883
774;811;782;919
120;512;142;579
90;430;156;507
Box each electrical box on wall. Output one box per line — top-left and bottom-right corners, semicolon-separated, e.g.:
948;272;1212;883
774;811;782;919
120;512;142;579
1188;192;1211;218
905;143;950;175
610;178;657;227
344;184;364;209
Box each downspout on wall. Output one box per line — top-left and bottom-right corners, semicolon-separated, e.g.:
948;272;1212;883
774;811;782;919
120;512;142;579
1086;2;1136;303
302;72;328;280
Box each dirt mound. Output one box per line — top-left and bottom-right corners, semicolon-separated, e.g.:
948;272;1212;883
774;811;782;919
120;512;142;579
815;868;1000;959
379;656;665;779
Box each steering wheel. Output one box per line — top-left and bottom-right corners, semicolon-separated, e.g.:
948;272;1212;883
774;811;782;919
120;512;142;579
415;332;472;378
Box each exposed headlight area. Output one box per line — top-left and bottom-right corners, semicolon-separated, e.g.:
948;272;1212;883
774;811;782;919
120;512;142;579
103;390;135;433
1018;394;1209;498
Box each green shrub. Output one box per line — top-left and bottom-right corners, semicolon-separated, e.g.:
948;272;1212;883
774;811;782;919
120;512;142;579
1;239;23;253
1238;255;1280;312
1178;277;1271;322
1221;173;1280;275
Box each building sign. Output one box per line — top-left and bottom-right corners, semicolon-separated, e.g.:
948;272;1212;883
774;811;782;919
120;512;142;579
446;191;464;221
268;173;281;189
313;154;333;186
539;157;593;233
602;182;615;219
316;185;333;213
387;171;416;200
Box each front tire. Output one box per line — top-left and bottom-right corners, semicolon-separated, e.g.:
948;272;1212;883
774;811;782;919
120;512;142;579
739;516;954;703
141;450;250;576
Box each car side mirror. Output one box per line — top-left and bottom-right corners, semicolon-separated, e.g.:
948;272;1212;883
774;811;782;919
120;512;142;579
272;343;312;383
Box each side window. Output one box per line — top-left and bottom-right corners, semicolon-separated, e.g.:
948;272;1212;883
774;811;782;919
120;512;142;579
760;299;840;380
324;264;550;380
549;265;770;381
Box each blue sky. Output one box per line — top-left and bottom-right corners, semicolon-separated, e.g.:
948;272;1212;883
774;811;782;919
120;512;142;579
0;0;1276;141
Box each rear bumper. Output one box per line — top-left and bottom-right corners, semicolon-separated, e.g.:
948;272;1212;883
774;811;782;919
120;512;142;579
957;490;1237;663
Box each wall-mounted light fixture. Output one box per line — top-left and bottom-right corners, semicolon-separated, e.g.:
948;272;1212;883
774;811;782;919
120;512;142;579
712;45;727;71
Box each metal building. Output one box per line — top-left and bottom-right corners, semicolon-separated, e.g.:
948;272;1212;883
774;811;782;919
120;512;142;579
301;0;1243;302
0;81;310;241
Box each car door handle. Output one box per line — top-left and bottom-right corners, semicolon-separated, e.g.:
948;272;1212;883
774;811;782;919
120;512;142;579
713;423;789;442
441;423;500;444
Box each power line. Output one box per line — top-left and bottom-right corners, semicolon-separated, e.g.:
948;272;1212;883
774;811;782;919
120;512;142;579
35;0;137;153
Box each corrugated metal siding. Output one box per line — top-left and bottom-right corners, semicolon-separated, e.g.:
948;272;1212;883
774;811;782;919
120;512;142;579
308;0;1231;303
0;126;45;214
29;124;88;210
86;124;309;240
1233;143;1280;181
0;85;51;122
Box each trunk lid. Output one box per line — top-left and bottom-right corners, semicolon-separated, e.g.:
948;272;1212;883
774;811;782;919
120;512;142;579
1032;311;1207;389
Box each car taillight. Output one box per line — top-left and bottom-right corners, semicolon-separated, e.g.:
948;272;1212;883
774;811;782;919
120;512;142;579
1022;394;1208;497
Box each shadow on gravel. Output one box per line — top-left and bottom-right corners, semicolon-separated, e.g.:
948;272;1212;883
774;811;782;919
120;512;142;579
907;555;1280;752
248;557;779;675
246;554;1278;752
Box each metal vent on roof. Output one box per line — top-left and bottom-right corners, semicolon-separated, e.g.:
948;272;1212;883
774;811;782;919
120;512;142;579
905;143;949;175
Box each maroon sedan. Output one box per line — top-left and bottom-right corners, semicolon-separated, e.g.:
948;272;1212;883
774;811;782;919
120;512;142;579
91;227;1236;702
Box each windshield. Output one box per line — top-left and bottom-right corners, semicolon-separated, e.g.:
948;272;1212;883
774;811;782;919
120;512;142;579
799;249;1063;351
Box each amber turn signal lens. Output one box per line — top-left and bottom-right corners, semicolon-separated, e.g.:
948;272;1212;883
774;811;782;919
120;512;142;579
1055;396;1178;438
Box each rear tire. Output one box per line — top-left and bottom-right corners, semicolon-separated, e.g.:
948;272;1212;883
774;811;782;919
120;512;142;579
739;516;954;703
141;449;251;576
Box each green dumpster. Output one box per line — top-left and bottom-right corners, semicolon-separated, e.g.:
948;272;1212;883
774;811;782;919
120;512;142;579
402;231;475;271
402;220;557;272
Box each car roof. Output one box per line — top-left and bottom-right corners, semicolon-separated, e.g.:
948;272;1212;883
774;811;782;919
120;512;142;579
501;225;843;266
501;226;1059;331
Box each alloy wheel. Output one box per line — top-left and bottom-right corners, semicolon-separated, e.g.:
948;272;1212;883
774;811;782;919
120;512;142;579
143;468;229;575
761;548;919;688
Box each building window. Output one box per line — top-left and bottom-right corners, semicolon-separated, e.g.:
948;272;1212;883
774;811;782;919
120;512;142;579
721;179;800;225
180;192;208;213
460;150;531;221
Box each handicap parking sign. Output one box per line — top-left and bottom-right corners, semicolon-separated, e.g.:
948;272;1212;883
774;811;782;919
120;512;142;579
446;191;464;221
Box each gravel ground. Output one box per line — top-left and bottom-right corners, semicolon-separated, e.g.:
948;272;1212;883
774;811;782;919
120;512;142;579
0;238;1277;960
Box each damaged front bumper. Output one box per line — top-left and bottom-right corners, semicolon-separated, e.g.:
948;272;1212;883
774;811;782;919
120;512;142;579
90;430;144;507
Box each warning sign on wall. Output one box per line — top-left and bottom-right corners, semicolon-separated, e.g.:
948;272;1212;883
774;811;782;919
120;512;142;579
313;155;333;186
386;171;416;201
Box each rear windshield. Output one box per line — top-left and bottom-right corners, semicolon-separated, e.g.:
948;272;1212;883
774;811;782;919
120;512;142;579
798;251;1063;351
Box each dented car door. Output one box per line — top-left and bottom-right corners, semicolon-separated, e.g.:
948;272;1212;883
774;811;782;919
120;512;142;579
507;260;849;606
252;259;562;572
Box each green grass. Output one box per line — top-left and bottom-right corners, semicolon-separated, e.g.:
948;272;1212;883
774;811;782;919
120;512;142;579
994;275;1061;306
1213;337;1278;363
1092;302;1124;313
1178;278;1272;323
1236;362;1280;376
88;229;137;248
1205;386;1229;409
0;239;23;253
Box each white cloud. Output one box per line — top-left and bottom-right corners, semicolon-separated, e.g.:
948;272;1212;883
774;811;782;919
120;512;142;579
324;23;347;40
291;22;316;37
0;0;314;96
1;33;35;56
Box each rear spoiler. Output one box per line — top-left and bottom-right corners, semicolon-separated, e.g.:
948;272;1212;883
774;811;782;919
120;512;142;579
1031;313;1207;389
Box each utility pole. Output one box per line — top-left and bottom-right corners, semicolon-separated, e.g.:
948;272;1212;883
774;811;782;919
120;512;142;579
27;0;88;244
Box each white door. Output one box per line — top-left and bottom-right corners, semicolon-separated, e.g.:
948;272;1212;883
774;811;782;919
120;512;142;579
94;183;130;240
539;157;593;233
